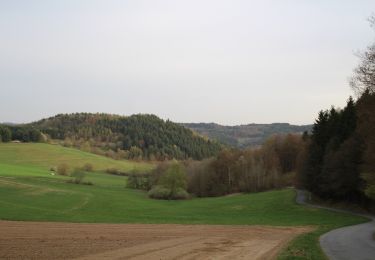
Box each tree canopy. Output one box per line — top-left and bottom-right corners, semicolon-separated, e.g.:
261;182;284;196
30;113;222;160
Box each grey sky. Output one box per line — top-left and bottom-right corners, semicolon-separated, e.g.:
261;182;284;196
1;0;374;125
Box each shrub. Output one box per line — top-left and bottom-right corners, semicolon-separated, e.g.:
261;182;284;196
148;161;170;187
106;168;120;175
80;142;91;152
126;174;150;190
57;163;69;176
71;170;85;183
159;162;187;195
0;126;12;142
91;147;106;156
173;188;190;200
63;138;73;147
147;162;190;200
82;163;94;172
148;185;172;199
67;169;93;185
105;150;117;160
148;186;189;200
67;179;93;185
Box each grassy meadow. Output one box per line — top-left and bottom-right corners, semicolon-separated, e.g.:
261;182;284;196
0;143;153;172
0;143;368;259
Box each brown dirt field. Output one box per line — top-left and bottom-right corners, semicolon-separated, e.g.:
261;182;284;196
0;221;311;260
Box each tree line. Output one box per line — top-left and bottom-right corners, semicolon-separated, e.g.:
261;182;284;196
299;90;375;205
187;134;304;197
127;133;305;199
299;18;375;205
0;125;42;143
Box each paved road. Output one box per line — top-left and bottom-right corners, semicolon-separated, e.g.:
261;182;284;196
295;190;375;260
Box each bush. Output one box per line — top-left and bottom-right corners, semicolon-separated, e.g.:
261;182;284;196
57;163;69;176
67;179;93;185
126;174;150;190
148;186;189;200
106;168;120;175
82;163;94;172
159;162;187;193
67;169;93;185
105;149;117;159
148;161;170;187
0;126;12;142
63;138;73;147
147;162;190;200
71;170;85;183
148;185;171;199
173;188;190;200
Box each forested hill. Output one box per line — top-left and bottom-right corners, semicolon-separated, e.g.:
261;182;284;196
28;113;222;160
182;123;312;148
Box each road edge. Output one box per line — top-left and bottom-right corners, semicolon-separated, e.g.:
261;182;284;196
295;189;374;260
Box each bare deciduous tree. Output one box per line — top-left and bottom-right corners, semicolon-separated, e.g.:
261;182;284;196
350;15;375;95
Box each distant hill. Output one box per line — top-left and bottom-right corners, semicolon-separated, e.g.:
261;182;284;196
182;122;312;148
1;122;19;126
29;113;222;160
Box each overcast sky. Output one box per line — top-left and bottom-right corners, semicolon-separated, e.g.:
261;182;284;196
1;0;374;125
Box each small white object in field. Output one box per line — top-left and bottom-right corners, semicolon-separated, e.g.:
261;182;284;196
50;172;55;176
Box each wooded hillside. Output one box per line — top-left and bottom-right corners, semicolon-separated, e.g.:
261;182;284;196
183;122;311;148
29;113;222;160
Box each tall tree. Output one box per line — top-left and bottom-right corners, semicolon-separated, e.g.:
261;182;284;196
350;17;375;201
0;126;12;142
351;16;375;94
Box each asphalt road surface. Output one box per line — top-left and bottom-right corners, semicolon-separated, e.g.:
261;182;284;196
296;190;375;260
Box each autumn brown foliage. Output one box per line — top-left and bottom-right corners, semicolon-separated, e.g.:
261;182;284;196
186;134;305;197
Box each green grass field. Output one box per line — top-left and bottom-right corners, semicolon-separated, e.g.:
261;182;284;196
0;143;153;172
0;143;368;259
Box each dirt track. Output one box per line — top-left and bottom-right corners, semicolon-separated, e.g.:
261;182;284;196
0;221;311;260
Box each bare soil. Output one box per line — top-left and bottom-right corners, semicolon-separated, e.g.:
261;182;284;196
0;221;311;260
